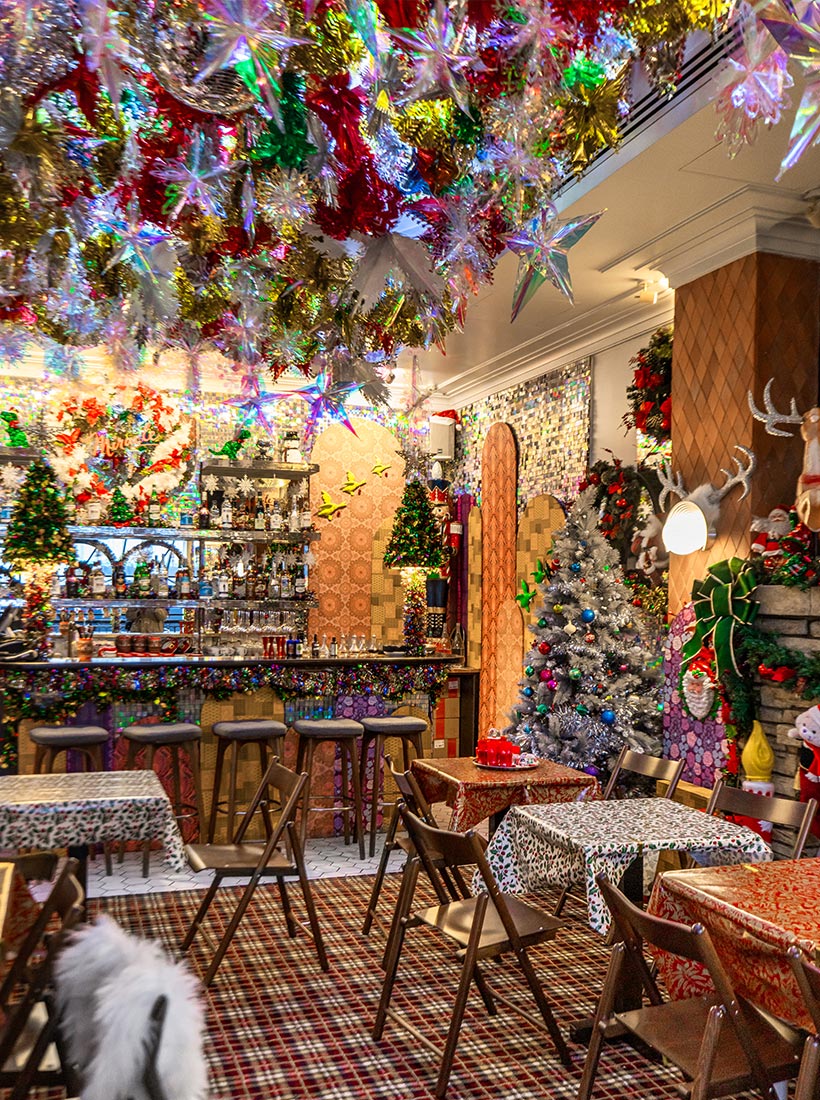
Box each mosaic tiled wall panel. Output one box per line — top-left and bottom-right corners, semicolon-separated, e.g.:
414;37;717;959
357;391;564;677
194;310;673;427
310;418;406;640
371;514;405;647
453;358;591;509
493;597;525;730
466;506;483;670
479;423;518;733
515;493;566;627
662;604;726;789
669;254;820;614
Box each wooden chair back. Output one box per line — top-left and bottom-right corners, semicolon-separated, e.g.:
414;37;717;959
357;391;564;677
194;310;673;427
386;755;436;824
231;757;306;845
788;946;820;1034
603;747;684;800
706;780;817;858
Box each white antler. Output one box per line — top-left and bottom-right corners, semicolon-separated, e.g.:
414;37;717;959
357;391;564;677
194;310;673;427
715;445;756;502
657;460;686;510
748;379;803;437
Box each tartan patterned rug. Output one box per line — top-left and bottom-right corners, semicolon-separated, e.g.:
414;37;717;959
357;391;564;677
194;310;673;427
37;875;758;1100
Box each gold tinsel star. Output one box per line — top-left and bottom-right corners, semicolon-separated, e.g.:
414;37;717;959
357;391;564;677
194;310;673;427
560;69;626;171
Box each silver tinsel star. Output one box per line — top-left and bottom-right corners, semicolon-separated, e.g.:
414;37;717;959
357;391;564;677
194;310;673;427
390;0;477;117
154;131;234;222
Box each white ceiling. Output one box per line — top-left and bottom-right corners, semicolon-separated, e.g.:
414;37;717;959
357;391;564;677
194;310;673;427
411;61;820;411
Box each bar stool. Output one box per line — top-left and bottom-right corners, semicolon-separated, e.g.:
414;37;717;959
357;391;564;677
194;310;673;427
29;724;112;874
293;718;365;859
207;719;287;843
120;722;204;876
30;725;109;774
359;714;428;856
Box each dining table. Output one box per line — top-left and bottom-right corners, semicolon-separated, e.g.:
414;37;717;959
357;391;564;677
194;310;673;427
0;771;188;890
410;756;598;832
649;858;820;1031
484;797;773;935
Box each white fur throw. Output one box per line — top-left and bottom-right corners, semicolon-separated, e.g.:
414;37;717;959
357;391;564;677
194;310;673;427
55;916;208;1100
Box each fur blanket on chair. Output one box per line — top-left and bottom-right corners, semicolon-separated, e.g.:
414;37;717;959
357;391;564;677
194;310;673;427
55;915;208;1100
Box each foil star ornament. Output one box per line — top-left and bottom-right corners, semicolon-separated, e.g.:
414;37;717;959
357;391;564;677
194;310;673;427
389;0;477;117
224;370;281;434
195;0;312;123
506;206;604;321
154;130;235;222
292;371;362;434
760;0;820;175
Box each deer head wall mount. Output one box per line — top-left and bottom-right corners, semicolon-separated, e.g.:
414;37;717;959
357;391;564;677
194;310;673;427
748;379;820;532
658;446;757;553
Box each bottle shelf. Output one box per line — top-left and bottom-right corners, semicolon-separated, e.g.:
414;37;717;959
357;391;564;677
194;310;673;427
53;597;317;611
64;525;319;543
199;460;319;480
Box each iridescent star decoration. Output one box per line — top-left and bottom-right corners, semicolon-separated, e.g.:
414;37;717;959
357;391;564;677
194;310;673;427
390;0;477;117
292;371;362;435
196;0;312;122
761;0;820;176
224;369;281;434
154;131;234;222
505;206;604;321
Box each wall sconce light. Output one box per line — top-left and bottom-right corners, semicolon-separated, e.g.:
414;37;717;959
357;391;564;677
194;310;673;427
638;276;670;304
658;446;756;555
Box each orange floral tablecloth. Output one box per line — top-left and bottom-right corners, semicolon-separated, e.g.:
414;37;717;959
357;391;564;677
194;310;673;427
0;862;40;975
410;757;599;832
648;860;820;1030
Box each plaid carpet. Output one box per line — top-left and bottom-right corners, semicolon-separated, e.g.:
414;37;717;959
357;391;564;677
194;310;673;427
31;875;760;1100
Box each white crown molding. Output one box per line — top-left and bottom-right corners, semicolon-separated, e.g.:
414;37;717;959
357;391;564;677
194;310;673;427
428;299;675;410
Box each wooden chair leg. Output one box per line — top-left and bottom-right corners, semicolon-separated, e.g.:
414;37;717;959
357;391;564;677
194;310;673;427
142;745;156;877
515;940;571;1067
339;740;351;846
32;744;45;774
795;1035;820;1100
44;748;57;773
348;735;365;860
189;740;205;843
207;737;228;842
373;859;419;1038
362;799;401;936
289;822;329;971
577;944;625;1100
227;740;241;844
299;739;315;849
690;1005;727;1100
87;743;105;771
180;876;221;952
435;897;487;1099
368;735;384;858
257;741;273;838
276;877;298;937
203;866;267;986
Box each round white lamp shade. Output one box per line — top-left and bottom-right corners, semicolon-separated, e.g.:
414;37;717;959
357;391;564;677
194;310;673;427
662;500;709;555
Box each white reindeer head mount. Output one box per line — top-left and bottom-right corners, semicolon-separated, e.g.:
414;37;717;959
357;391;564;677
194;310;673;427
658;445;757;553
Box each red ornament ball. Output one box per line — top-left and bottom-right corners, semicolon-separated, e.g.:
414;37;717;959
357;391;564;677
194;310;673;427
539;668;552;681
616;497;628;508
538;642;551;655
584;632;595;643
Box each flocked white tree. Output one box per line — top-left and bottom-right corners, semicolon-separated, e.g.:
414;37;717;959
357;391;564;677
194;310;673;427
511;488;662;781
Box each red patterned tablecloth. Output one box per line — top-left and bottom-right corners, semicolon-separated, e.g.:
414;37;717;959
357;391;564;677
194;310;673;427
648;860;820;1030
410;757;598;832
0;862;40;976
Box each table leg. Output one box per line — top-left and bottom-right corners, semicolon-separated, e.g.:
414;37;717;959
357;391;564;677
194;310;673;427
569;855;644;1046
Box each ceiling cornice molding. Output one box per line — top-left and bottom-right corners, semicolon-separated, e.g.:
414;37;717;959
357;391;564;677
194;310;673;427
428;300;675;410
645;185;820;288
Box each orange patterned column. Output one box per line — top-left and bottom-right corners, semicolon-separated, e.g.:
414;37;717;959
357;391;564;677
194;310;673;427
479;423;518;732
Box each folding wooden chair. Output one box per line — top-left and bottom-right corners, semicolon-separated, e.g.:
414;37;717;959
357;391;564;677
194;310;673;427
373;805;571;1098
578;874;803;1100
787;945;820;1100
0;858;84;1100
181;758;328;985
553;747;684;916
706;779;817;858
362;754;468;939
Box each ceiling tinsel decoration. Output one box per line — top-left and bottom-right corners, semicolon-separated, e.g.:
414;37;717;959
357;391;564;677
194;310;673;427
0;0;812;393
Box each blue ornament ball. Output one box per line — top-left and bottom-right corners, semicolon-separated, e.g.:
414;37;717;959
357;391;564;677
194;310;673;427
601;708;616;725
570;562;581;574
581;609;596;623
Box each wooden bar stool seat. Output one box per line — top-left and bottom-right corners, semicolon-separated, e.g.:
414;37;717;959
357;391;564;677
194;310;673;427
359;715;428;857
207;719;287;844
30;725;108;774
293;718;365;859
121;722;204;876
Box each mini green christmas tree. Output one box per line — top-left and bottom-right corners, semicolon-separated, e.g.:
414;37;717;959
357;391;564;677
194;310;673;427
2;458;74;568
383;479;444;571
110;487;134;526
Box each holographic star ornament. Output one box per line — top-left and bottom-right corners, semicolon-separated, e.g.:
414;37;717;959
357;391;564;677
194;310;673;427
389;0;477;117
154;130;235;222
195;0;312;122
760;0;820;176
292;371;362;438
224;370;282;434
506;205;604;321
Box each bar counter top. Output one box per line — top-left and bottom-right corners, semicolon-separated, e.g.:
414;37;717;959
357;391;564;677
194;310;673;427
0;654;463;671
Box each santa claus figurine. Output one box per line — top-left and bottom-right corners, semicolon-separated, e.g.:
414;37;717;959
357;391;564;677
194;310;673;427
788;705;820;838
750;506;793;569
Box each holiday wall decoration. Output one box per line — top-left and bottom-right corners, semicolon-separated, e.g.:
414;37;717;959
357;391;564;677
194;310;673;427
511;488;661;779
621;326;673;447
0;2;808;392
384;477;444;655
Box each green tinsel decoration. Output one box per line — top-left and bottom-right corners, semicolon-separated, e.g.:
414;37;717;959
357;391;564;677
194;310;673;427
249;73;315;171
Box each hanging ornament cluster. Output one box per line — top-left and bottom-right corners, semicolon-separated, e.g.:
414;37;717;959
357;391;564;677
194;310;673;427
620;326;673;446
0;0;801;385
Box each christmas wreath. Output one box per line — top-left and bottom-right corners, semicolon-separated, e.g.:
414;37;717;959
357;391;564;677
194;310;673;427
622;327;673;446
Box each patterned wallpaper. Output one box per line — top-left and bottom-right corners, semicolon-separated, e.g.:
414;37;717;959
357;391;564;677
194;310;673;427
452;358;591;509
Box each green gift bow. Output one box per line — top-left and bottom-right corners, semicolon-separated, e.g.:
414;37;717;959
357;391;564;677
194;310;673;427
682;557;758;678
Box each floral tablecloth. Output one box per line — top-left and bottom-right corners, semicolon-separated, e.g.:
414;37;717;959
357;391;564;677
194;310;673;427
649;860;820;1030
410;757;598;832
0;862;39;969
0;771;187;871
484;798;772;934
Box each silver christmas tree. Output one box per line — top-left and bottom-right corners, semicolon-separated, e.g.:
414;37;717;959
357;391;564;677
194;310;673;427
511;488;661;782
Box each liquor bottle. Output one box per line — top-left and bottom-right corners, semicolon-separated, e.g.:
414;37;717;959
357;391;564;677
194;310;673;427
329;636;338;658
179;501;195;527
50;572;63;600
311;633;320;658
90;566;106;598
294;568;306;597
368;634;378;653
318;633;329;658
294;634;303;658
269;501;284;534
280;563;293;600
209;497;220;528
300;496;312;530
156;566;169;599
289;501;300;534
268;567;281;600
233;565;247;600
220;496;233;529
198;495;210;529
176;567;192;598
254;499;266;531
253;566;268;601
136;564;151;597
148;491;162;526
216;567;231;598
113;563;127;598
199;569;214;598
65;565;79;599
